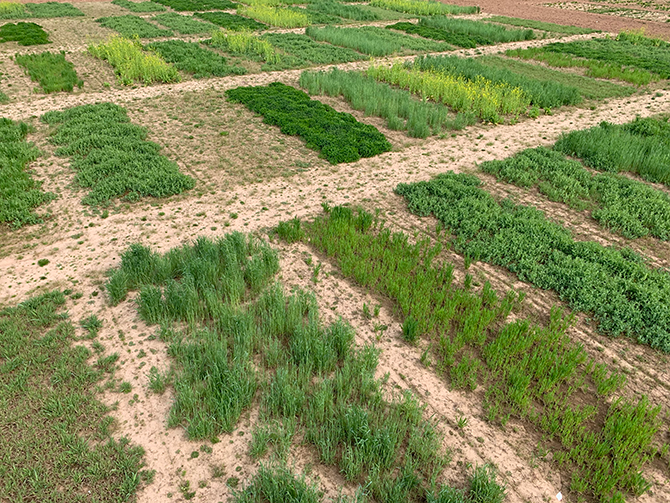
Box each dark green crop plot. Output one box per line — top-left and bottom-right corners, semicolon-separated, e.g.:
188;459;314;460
261;32;366;69
96;15;173;38
289;6;341;25
151;12;216;33
0;291;151;502
0;118;55;228
15;51;83;93
194;11;265;30
111;0;167;12
152;0;236;11
396;171;670;352
555;116;670;186
41;102;195;205
307;0;379;21
0;22;49;45
226;82;391;164
146;40;246;77
481;147;670;240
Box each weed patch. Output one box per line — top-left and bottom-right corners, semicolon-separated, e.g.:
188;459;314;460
96;15;173;38
15;51;83;93
146;40;246;78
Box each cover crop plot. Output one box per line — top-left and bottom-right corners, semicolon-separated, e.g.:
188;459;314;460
151;12;216;33
146;40;246;77
41;103;195;205
370;0;479;16
0;22;49;45
300;68;476;138
306;0;380;21
209;29;281;63
195;11;265;30
0;118;55;228
261;32;366;69
238;5;309;28
396;172;670;352
15;51;83;93
226;82;392;164
96;15;173;38
152;0;237;11
481;147;670;240
112;0;167;12
305;25;452;57
0;1;84;19
555;116;670;186
486;15;598;35
0;291;151;502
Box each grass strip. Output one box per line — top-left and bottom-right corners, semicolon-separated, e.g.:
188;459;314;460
0;291;152;502
481;146;670;240
300;68;476;138
152;0;237;11
0;118;55;228
146;40;246;77
15;51;83;93
370;0;478;16
487;15;597;35
96;14;173;38
89;35;180;85
261;32;366;69
555;116;670;186
0;21;49;45
277;205;662;503
41;102;194;205
151;12;216;33
420;16;536;46
112;0;167;12
305;25;452;57
195;11;266;30
238;5;309;28
209;29;281;63
226;82;391;163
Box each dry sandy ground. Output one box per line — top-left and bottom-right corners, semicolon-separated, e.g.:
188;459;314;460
2;4;670;503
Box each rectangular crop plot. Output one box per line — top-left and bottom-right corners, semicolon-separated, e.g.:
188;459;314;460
370;0;478;16
152;0;237;11
195;11;265;30
97;15;173;38
0;22;49;45
111;0;167;13
146;40;246;78
15;51;83;93
0;2;84;19
41;103;195;205
152;12;216;34
226;82;391;164
261;32;366;69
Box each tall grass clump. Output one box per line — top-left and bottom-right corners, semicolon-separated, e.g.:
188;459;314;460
146;40;246;77
554;116;670;186
41;102;194;205
0;291;152;502
300;68;476;138
412;54;582;109
151;12;216;34
226;82;391;164
89;35;180;85
0;21;49;45
420;16;535;45
0;118;55;228
261;32;366;69
96;14;173;38
210;29;281;63
306;25;452;56
112;0;167;13
238;5;309;28
370;0;479;16
0;1;25;18
367;64;529;123
481;146;670;240
15;51;83;93
195;11;266;30
153;0;237;11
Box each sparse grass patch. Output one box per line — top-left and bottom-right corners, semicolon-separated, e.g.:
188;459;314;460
151;12;216;34
146;40;246;78
112;0;167;12
15;51;83;93
195;11;266;30
0;21;49;45
96;15;173;38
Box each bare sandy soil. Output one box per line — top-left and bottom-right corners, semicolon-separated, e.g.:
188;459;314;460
2;3;670;503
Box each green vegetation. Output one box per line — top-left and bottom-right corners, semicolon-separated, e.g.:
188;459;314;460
15;51;83;93
41;102;194;205
306;25;452;57
238;5;309;28
0;22;49;45
0;118;55;228
0;2;84;19
481;147;670;240
480;55;635;100
300;68;476;138
278;205;662;503
289;5;340;25
210;29;281;64
486;15;597;35
370;0;479;16
234;465;322;503
307;0;379;21
152;12;216;33
507;47;659;86
261;32;366;69
146;40;246;77
112;0;167;12
0;1;24;18
555;116;670;186
411;54;582;110
0;291;151;502
195;11;266;30
395;172;670;352
227;82;391;163
96;15;173;38
409;17;535;47
89;35;180;85
152;0;237;11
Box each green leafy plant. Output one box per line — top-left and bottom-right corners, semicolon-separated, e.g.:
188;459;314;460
0;21;49;45
15;51;83;93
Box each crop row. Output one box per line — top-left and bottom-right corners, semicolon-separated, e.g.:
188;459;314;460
277;205;662;503
41;102;195;205
0;1;83;19
15;51;83;93
225;82;391;164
